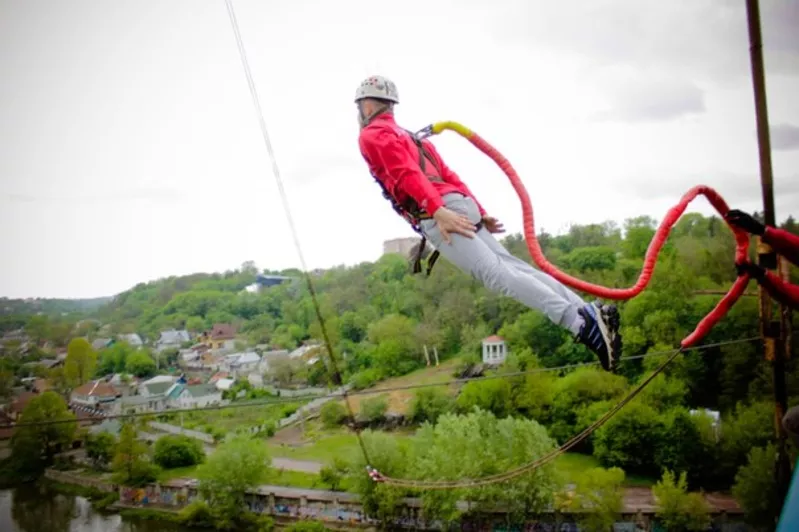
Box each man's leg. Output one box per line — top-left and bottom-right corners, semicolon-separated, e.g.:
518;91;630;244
476;227;622;370
421;193;621;371
420;195;579;330
475;230;585;308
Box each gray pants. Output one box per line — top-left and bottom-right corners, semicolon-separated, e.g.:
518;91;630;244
419;193;586;334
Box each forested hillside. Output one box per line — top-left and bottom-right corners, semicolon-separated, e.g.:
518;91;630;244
79;213;794;409
0;297;111;317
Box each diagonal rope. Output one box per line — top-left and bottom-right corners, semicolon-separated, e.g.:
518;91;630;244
222;0;372;466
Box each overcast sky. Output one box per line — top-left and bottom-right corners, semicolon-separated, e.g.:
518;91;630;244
1;0;798;299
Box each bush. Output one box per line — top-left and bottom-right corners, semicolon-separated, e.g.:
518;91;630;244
455;379;513;418
360;395;388;424
655;408;715;488
320;401;347;428
350;369;382;390
652;470;711;531
86;432;116;469
153;435;205;469
732;444;781;529
593;402;664;477
409;387;452;425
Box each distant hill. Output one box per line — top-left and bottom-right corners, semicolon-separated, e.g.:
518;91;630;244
0;296;113;317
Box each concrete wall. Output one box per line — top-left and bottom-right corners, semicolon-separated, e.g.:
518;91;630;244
148;421;215;444
114;480;749;531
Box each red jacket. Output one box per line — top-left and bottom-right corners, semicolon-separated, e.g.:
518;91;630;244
359;113;485;220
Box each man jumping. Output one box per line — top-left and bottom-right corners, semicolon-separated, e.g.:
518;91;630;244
355;75;622;371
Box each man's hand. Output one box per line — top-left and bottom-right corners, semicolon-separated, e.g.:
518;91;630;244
482;215;505;234
726;209;765;236
433;207;476;244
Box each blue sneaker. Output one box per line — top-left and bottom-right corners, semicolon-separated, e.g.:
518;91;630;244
576;301;622;372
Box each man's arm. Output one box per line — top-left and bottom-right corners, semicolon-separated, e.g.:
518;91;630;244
424;141;487;217
359;129;444;216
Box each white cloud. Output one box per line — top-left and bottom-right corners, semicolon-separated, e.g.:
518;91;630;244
1;0;798;298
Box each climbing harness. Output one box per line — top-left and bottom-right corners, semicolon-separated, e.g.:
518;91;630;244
364;121;755;489
370;124;484;276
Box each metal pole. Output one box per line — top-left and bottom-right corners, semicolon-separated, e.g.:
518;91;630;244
745;0;791;510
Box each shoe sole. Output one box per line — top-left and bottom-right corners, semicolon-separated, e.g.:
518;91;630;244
598;303;622;372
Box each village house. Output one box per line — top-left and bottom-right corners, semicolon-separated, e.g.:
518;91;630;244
1;329;29;345
113;393;166;415
118;333;144;347
208;371;229;384
165;383;222;409
70;380;120;407
197;323;237;351
138;375;177;397
106;373;139;397
288;343;321;359
258;349;289;371
214;378;235;392
91;338;114;351
7;390;38;421
224;351;260;377
155;329;191;353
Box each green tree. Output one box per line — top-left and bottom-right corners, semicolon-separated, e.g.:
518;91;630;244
320;401;347;428
347;430;408;525
96;341;134;375
360;395;388;424
11;391;77;473
111;423;158;486
24;315;51;344
593;402;664;477
125;350;157;378
557;467;625;532
319;457;348;491
456;379;513;418
652;470;711;531
0;369;14;400
408;410;558;523
85;432;116;469
153;435;205;469
196;435;270;524
409;387;453;425
64;338;97;387
732;444;781;529
48;367;72;400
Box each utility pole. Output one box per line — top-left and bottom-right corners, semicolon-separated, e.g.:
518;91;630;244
745;0;791;510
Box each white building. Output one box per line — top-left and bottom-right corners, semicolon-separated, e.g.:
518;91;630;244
222;351;261;377
118;333;144;347
155;329;191;352
215;378;235;392
166;383;222;409
70;380;120;407
482;335;507;365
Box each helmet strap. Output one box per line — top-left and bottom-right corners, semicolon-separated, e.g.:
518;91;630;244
358;101;392;129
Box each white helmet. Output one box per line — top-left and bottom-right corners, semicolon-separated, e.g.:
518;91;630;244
354;75;399;104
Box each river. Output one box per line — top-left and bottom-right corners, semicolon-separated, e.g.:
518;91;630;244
0;485;196;532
